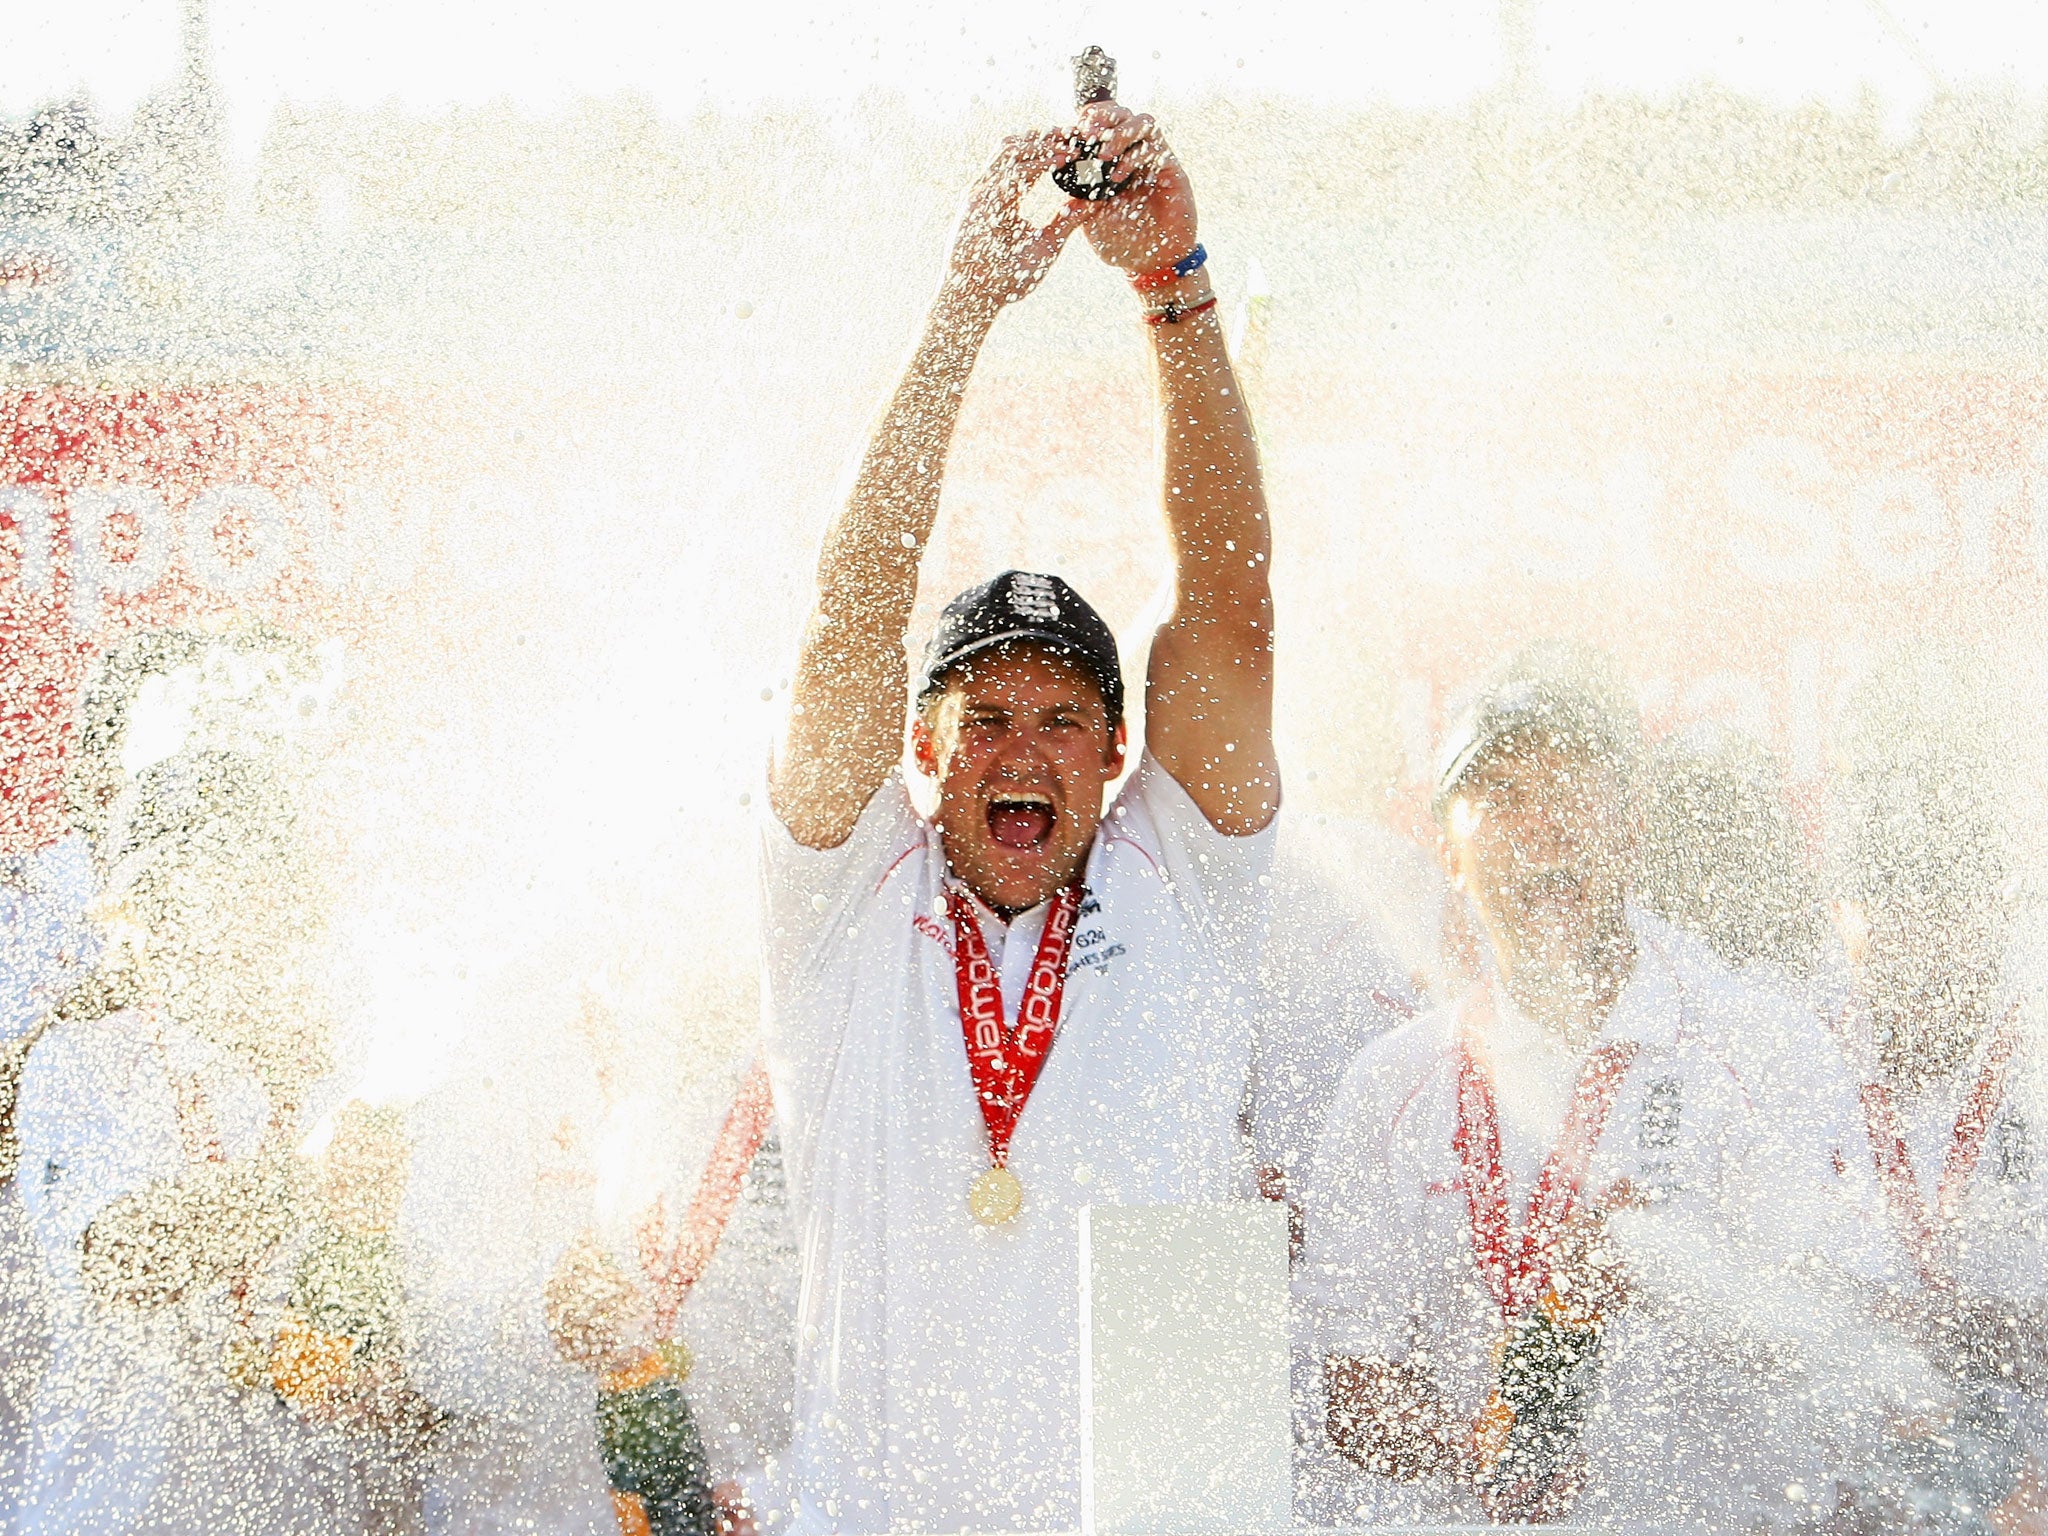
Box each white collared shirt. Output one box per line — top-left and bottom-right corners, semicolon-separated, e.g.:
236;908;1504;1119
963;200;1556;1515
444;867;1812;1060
758;753;1272;1534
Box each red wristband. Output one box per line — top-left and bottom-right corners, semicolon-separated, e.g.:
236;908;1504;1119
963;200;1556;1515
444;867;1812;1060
1131;245;1207;292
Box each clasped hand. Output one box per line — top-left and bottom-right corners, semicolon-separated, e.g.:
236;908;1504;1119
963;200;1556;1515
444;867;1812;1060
944;105;1200;312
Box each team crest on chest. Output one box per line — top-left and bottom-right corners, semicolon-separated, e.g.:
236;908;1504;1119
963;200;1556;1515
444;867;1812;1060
1989;1109;2033;1184
1634;1075;1684;1202
1066;894;1126;978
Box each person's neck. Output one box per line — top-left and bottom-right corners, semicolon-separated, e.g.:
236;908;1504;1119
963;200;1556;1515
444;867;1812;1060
943;849;1084;928
1501;914;1637;1059
952;875;1056;929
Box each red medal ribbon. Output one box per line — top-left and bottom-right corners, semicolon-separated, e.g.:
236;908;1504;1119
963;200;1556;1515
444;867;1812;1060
948;883;1085;1170
144;1004;265;1344
1452;990;1640;1322
637;1060;777;1339
1858;1003;2021;1294
145;1004;226;1166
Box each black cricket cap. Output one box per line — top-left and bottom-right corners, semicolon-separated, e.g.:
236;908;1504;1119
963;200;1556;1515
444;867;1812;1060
916;571;1125;727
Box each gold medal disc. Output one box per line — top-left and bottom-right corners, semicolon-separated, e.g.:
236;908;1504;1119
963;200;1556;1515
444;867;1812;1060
969;1165;1024;1226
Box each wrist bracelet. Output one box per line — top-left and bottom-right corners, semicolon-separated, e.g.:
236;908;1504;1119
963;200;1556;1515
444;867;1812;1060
1131;244;1207;292
1143;294;1219;326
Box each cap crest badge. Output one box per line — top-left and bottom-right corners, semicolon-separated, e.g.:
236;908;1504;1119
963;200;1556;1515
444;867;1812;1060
1009;573;1061;622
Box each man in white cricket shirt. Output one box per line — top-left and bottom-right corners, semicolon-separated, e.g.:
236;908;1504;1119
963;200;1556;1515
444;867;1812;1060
14;750;370;1536
1823;659;2048;1532
1300;646;1914;1534
1;629;198;1530
759;104;1277;1534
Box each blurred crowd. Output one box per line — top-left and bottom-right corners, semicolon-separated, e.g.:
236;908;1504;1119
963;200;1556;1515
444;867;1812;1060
0;621;2041;1536
0;627;798;1536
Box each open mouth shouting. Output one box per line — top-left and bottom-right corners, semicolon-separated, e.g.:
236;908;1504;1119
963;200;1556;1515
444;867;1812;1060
987;788;1057;850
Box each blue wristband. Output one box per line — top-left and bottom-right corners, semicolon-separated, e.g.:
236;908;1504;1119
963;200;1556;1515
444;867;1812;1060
1133;244;1209;292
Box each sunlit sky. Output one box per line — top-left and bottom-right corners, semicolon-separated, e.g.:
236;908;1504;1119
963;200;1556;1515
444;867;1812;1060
5;0;2048;156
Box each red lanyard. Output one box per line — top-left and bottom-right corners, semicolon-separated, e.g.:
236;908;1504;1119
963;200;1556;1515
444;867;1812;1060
1452;990;1640;1322
1858;1004;2020;1294
635;1060;776;1339
145;1005;226;1167
144;1005;265;1340
948;883;1084;1171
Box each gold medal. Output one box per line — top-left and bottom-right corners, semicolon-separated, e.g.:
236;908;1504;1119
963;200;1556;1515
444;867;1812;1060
969;1165;1024;1226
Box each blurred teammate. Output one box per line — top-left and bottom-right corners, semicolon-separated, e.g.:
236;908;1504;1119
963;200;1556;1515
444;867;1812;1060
1635;724;1879;1250
12;750;383;1535
1826;654;2048;1533
759;102;1275;1532
537;1016;792;1536
1300;645;1912;1533
1;627;283;1528
396;948;795;1536
13;628;427;1535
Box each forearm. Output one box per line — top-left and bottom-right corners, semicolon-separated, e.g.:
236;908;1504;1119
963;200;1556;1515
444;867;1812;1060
80;1154;302;1308
1149;275;1271;614
818;287;996;610
774;286;998;842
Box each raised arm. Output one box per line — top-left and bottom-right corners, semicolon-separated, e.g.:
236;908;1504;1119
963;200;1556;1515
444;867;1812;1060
770;133;1089;850
1077;106;1278;836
